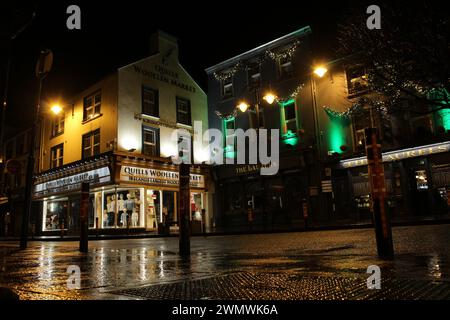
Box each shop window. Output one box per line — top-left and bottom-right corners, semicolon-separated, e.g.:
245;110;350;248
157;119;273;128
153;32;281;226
51;112;65;137
221;77;233;99
83;91;101;121
43;200;68;231
146;190;160;229
142;126;159;157
82;129;100;159
142;86;159;117
50;143;64;169
346;65;369;96
114;189;143;228
176;97;191;126
415;170;429;190
191;193;203;221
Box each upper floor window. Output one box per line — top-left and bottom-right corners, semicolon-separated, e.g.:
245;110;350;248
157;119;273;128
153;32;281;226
282;100;298;134
223;117;236;158
142;87;159;117
346;65;369;96
221;77;233;99
177;133;192;163
176;97;191;126
51;113;65;137
50;144;64;169
82;129;100;159
142;126;159;157
278;55;294;79
83;91;101;121
247;62;261;88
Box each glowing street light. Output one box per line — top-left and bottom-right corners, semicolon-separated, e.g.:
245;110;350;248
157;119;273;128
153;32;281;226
263;93;276;105
237;101;249;113
313;66;328;78
51;104;62;115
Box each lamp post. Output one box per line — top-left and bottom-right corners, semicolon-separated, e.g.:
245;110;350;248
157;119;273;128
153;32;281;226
20;49;53;250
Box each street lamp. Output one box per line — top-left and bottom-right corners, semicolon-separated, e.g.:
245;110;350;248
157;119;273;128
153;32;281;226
51;104;62;115
313;66;328;78
237;101;249;113
262;93;276;105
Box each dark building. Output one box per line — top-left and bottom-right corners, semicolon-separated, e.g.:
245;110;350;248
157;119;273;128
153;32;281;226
206;27;450;232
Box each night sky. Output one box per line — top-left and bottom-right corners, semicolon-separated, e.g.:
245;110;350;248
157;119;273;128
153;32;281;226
0;0;364;133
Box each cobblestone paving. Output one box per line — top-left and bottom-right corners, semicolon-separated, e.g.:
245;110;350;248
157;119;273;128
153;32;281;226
1;224;450;300
111;272;450;300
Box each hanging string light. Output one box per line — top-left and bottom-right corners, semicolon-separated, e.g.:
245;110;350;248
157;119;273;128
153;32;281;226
266;40;301;61
215;109;238;120
276;83;305;104
212;40;301;82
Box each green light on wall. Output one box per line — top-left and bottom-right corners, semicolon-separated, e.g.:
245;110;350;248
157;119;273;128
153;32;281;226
428;88;450;131
439;109;450;131
280;99;295;107
329;120;345;154
223;117;236;158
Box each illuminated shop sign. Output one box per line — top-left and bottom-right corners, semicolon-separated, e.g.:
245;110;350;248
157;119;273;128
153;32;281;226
120;165;205;188
34;166;111;196
339;141;450;169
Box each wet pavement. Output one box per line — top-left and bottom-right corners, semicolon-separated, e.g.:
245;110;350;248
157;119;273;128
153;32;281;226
0;224;449;300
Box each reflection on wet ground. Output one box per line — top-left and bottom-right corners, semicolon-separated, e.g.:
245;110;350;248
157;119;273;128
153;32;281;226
0;224;449;299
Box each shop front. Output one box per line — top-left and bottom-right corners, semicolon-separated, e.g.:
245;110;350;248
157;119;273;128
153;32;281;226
33;153;209;235
333;141;450;223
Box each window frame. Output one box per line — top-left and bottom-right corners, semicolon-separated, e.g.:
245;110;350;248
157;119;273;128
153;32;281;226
221;77;234;99
142;86;159;117
51;112;65;138
83;91;102;122
50;143;64;169
142;126;160;157
82;129;101;159
176;97;192;126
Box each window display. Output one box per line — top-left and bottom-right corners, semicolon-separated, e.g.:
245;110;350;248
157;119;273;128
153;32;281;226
44;200;68;231
146;190;160;229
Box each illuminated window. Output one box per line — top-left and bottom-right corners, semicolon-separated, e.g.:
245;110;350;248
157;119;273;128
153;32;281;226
82;129;100;159
415;170;428;190
223;117;236;158
142;87;159;117
51;113;65;137
50;144;63;168
83;91;101;121
142;126;159;157
281;100;297;134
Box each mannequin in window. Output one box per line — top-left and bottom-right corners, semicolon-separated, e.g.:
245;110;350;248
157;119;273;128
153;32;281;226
117;193;125;227
106;195;116;227
124;193;135;227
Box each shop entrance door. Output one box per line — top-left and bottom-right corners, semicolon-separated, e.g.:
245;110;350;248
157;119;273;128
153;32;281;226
190;192;204;233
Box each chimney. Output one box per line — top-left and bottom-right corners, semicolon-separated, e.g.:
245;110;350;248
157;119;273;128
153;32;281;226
150;30;179;61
